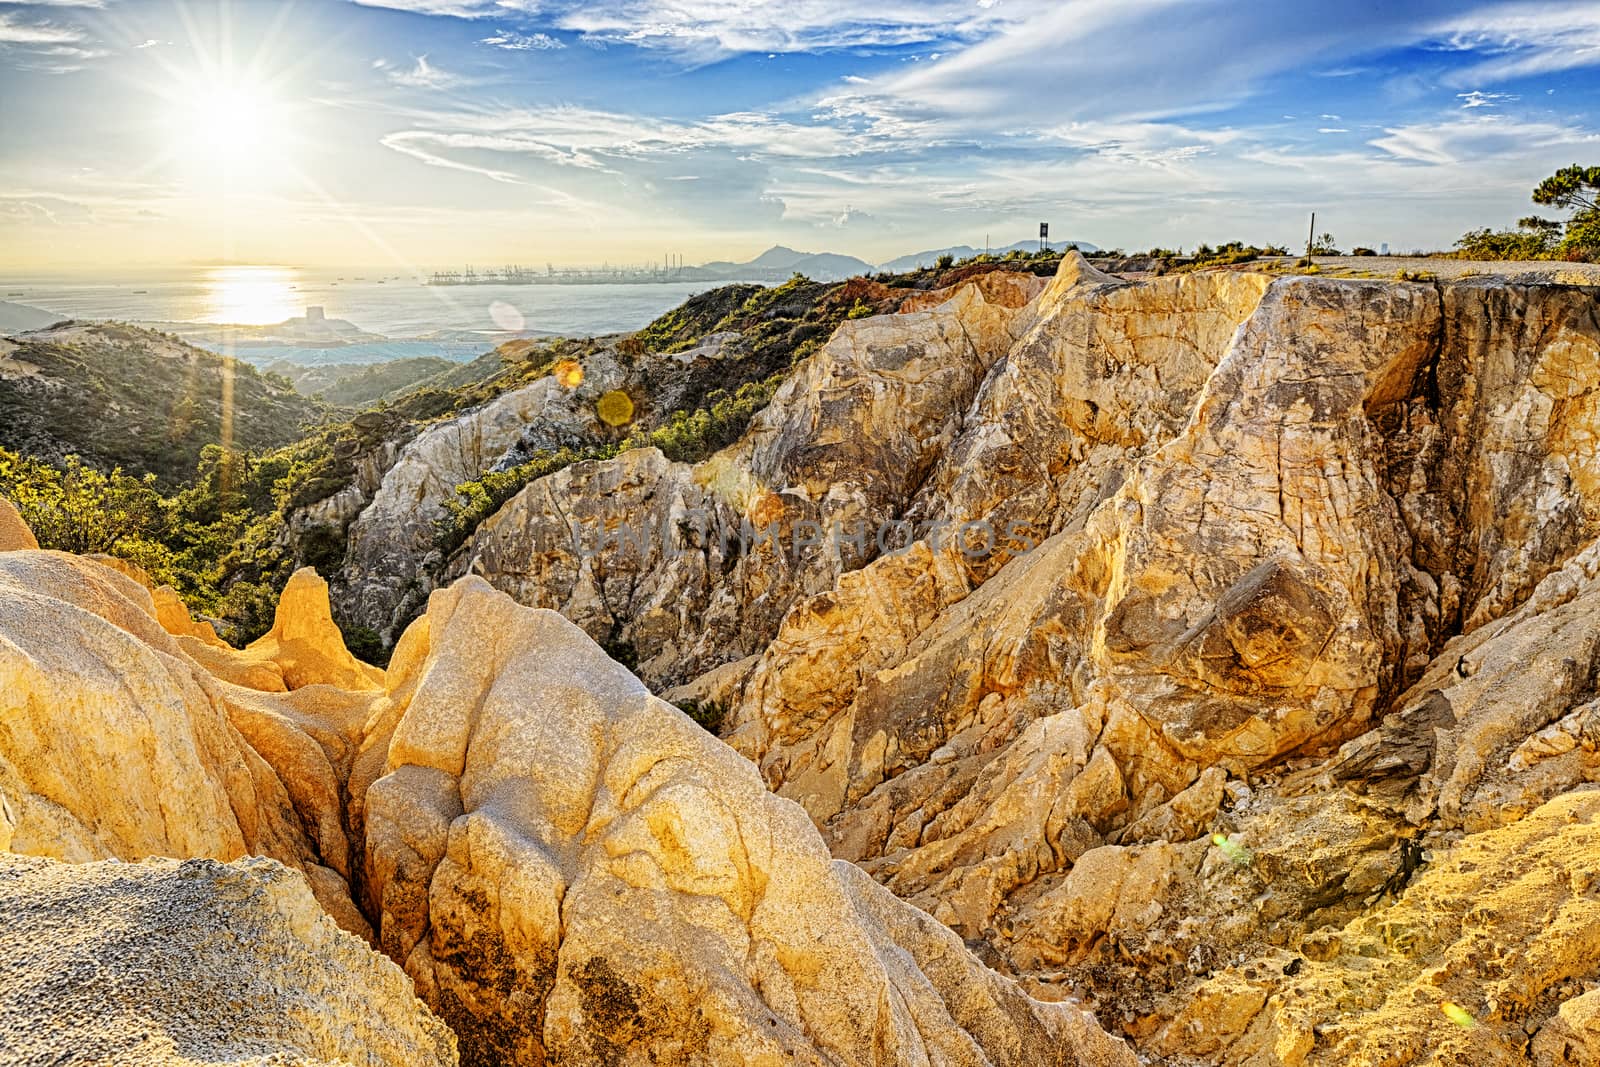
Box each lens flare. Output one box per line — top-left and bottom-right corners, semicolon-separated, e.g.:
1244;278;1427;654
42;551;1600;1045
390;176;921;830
1211;832;1253;866
597;390;635;427
555;360;584;389
489;300;525;331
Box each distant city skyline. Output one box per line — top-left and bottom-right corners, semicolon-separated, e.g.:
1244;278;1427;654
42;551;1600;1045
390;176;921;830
3;0;1600;271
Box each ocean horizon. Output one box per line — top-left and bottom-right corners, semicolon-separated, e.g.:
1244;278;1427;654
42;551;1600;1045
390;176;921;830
0;265;740;343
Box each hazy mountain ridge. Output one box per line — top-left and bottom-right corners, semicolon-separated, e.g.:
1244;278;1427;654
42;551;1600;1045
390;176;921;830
691;243;876;282
689;239;1101;282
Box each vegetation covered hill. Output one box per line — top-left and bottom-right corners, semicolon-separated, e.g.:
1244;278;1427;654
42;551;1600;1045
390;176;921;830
263;356;460;408
0;322;326;487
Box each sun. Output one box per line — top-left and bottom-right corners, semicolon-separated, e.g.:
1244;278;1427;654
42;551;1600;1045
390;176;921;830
192;79;287;164
166;72;293;176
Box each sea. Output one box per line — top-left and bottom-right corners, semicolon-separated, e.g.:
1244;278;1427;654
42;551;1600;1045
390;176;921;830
0;266;736;366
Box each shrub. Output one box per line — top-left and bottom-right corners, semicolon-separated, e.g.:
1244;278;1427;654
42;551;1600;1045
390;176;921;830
935;253;955;270
435;446;595;557
338;621;391;667
1453;224;1558;260
631;373;784;463
674;699;728;735
0;451;165;556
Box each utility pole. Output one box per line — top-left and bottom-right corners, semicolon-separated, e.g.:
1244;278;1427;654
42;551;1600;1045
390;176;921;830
1306;212;1316;257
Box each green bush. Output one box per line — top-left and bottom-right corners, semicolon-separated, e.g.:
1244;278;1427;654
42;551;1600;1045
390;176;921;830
0;451;165;556
628;373;784;463
673;699;728;735
338;621;392;667
1453;224;1559;260
435;446;599;557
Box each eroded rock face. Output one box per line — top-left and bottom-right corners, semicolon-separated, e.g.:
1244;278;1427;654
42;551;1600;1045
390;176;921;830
0;852;455;1067
361;578;1134;1067
448;276;1043;688
715;273;1439;915
340;355;630;638
1147;789;1600;1066
661;261;1600;1061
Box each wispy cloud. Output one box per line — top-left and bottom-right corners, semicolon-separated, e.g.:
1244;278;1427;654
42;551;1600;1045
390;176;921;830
0;11;84;44
1434;4;1600;84
1368;114;1599;167
386;54;467;89
0;9;109;71
349;0;1031;60
1457;89;1517;108
379;130;525;181
479;29;564;51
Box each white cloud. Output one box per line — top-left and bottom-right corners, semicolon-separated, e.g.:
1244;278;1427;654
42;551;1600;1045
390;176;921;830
1368;114;1599;167
0;11;84;45
480;29;564;51
379;131;525;182
1433;4;1600;84
829;205;877;228
1457;89;1517;108
0;10;111;71
350;0;495;16
388;54;466;89
348;0;1033;60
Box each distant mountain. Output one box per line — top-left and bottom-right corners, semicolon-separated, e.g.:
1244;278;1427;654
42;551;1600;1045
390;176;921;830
691;245;875;283
0;321;326;486
676;238;1105;286
877;239;1100;273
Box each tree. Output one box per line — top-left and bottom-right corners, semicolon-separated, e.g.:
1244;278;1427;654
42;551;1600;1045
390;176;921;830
1531;165;1600;259
0;450;164;555
1309;232;1340;255
1532;165;1600;214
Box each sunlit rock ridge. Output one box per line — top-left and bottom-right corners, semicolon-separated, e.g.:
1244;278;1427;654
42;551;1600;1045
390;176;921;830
5;253;1600;1065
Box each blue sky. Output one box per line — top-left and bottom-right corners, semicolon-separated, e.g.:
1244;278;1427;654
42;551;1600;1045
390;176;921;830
3;0;1600;270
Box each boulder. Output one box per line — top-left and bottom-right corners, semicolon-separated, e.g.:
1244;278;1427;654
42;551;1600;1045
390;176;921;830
244;567;386;692
0;496;37;551
0;852;455;1066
